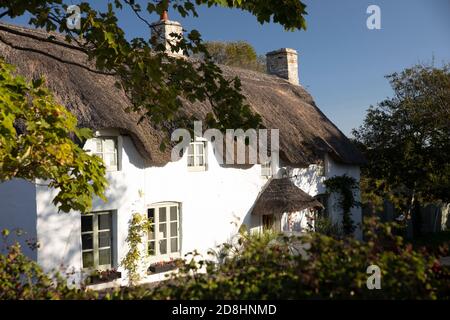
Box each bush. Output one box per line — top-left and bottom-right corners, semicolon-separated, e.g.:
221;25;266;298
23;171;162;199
123;217;449;300
0;229;95;300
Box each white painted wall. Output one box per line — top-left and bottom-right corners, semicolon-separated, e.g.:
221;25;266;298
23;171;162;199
325;154;362;239
0;179;37;259
31;135;269;283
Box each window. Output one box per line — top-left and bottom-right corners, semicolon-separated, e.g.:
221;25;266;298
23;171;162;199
148;203;180;258
262;214;275;231
187;142;206;171
262;214;281;232
261;161;272;177
91;137;118;171
81;211;113;269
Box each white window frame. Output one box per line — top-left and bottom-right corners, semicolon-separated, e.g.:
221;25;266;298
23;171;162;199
81;211;113;270
90;136;119;172
187;141;207;171
147;202;181;262
261;161;272;177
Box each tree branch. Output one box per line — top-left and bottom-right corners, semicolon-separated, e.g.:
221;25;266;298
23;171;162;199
0;10;10;19
0;35;115;76
0;24;87;53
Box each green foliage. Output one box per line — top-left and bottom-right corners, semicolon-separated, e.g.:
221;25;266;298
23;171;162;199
353;63;450;211
2;221;449;300
121;212;152;286
0;229;95;299
120;218;449;300
0;60;107;213
324;175;360;235
204;41;266;72
314;216;343;237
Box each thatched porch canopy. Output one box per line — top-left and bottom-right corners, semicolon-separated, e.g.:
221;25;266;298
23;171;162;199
252;178;323;216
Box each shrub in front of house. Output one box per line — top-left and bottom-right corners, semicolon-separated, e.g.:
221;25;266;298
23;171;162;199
1;219;448;300
0;229;95;300
126;218;449;300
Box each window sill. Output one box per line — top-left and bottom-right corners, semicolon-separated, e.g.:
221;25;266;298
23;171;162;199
188;166;207;172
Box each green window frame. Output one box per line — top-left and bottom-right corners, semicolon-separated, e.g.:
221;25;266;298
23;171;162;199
147;203;181;259
81;211;113;270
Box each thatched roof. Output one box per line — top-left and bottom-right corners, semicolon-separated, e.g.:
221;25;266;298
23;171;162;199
252;178;323;215
0;22;365;167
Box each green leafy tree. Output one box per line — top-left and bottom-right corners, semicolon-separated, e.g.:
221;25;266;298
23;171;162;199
204;41;266;72
353;63;450;235
0;60;107;213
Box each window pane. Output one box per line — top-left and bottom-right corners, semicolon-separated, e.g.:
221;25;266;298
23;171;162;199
196;143;204;155
103;139;116;153
188;144;194;156
159;239;167;254
159;223;167;239
81;233;93;250
196;155;204;166
81;215;93;232
99;248;111;266
95;139;102;153
82;251;94;268
148;208;155;221
159;207;166;222
98;231;111;248
104;153;117;168
148;241;155;255
171;238;178;253
148;226;155;240
98;213;111;230
170;206;177;221
170;222;178;237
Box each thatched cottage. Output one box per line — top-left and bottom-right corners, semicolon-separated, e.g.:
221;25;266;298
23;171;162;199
0;17;364;286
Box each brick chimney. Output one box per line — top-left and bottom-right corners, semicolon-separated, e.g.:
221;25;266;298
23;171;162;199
150;10;184;56
266;48;299;85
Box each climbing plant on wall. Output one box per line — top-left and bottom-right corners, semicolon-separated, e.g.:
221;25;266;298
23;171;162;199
324;175;360;236
121;213;152;286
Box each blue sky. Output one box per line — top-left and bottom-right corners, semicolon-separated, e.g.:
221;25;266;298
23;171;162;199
3;0;449;136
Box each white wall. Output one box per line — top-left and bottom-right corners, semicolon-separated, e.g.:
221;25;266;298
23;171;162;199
290;164;326;197
33;135;268;283
144;141;267;257
0;179;38;260
325;154;362;239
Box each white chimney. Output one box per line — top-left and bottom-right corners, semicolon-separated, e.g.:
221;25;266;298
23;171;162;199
150;10;184;56
266;48;299;85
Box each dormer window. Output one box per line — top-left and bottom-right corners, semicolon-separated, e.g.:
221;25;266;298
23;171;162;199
261;161;272;177
91;137;118;171
187;141;206;171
